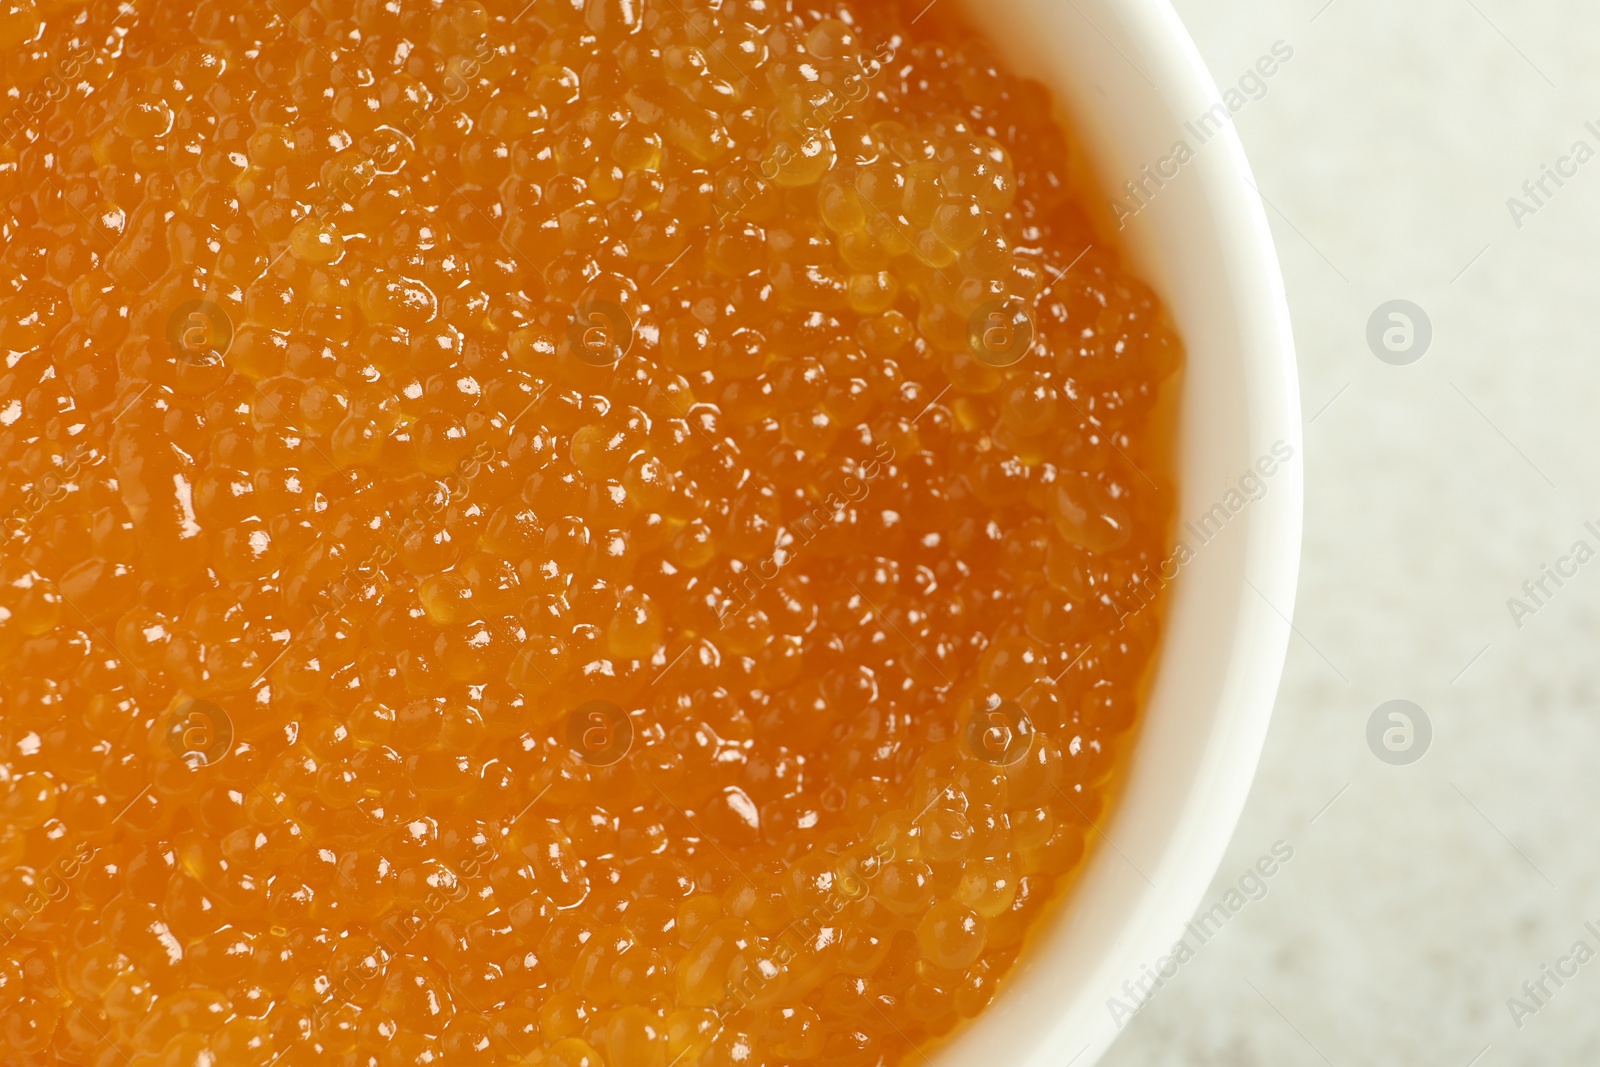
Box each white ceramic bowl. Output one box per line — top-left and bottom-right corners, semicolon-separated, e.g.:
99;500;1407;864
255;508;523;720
933;1;1302;1064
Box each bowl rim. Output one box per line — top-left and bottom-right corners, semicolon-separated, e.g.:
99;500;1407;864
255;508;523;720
929;0;1303;1064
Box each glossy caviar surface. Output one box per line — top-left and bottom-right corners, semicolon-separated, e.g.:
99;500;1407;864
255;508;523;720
0;0;1180;1062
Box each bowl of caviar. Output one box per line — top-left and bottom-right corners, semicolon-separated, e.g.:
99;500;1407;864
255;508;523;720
0;0;1296;1064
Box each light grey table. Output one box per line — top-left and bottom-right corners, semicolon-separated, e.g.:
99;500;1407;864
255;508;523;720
1101;1;1600;1064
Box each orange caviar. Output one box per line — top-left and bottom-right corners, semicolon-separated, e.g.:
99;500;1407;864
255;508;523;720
0;0;1180;1063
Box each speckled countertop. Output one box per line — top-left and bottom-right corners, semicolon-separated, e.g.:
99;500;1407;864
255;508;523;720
1100;1;1600;1064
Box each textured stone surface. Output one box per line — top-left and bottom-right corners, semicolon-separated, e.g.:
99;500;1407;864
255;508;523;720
1100;2;1600;1065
